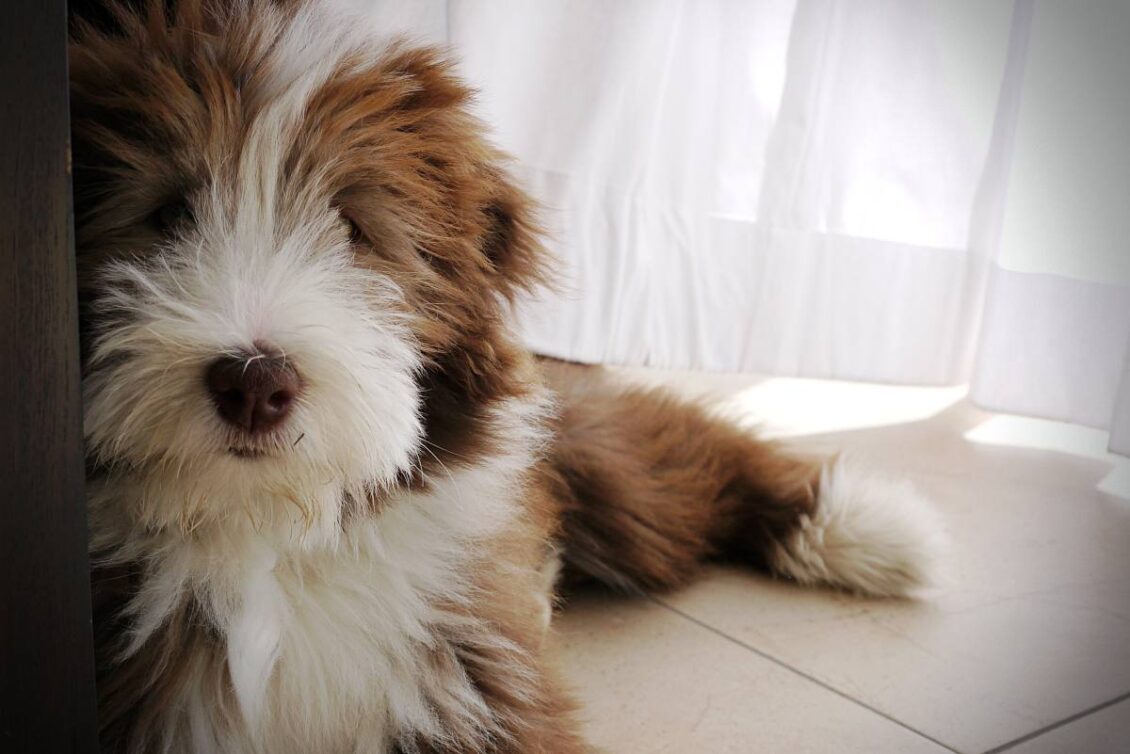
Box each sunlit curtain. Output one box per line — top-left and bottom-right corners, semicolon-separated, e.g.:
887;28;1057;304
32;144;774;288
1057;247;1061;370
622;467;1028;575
384;0;1130;454
962;1;1130;454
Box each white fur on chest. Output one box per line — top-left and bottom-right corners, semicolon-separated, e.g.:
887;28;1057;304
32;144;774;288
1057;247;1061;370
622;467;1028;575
95;425;546;754
162;462;518;754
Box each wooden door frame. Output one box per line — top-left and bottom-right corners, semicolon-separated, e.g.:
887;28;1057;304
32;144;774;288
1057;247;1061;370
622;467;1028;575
0;0;100;751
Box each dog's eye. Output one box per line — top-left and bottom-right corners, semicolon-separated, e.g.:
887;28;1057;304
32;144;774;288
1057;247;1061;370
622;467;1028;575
152;199;193;234
340;210;370;248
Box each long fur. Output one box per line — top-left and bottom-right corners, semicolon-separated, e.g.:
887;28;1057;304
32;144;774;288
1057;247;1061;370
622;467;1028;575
71;2;947;752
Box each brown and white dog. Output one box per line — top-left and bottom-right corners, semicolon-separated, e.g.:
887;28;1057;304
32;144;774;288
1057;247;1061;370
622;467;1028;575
70;2;947;751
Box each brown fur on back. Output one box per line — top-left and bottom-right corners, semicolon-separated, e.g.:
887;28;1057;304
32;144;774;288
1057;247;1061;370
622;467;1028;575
542;360;821;593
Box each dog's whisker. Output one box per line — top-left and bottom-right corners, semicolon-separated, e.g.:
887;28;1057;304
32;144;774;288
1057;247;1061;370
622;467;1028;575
240;352;266;377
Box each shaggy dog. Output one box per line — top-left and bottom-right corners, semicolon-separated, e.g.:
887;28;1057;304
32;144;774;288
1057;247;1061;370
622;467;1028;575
70;1;946;751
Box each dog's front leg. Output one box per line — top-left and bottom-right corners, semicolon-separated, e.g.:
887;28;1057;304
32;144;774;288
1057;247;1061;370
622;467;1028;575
399;645;593;754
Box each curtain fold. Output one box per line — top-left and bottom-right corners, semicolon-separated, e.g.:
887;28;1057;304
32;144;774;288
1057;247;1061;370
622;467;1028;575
1110;346;1130;456
967;0;1130;451
970;270;1130;430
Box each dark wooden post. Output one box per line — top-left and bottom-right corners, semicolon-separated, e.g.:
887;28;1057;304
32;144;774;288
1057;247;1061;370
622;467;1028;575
0;0;100;751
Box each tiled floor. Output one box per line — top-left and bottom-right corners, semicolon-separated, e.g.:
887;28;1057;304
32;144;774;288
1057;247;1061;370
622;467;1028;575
550;369;1130;754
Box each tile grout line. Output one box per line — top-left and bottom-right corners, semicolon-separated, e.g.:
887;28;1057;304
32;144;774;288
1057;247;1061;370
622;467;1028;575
652;598;964;754
978;690;1130;754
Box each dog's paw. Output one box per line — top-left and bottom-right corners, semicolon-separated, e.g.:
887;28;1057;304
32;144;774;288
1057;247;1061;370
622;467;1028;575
768;459;949;598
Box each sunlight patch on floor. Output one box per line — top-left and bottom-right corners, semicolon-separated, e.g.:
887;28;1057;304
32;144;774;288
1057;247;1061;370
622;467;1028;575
964;415;1130;499
720;378;968;438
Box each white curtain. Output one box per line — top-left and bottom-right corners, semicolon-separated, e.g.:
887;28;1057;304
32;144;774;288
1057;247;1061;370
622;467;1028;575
387;0;1130;452
961;0;1130;453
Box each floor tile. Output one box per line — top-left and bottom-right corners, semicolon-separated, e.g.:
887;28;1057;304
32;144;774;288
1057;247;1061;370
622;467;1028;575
1000;695;1130;753
552;593;951;754
658;470;1130;753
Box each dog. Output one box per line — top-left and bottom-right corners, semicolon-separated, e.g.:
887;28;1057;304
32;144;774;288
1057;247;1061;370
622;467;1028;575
70;2;947;751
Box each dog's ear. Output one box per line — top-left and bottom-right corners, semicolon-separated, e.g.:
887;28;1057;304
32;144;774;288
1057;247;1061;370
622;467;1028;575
377;45;551;301
477;166;550;302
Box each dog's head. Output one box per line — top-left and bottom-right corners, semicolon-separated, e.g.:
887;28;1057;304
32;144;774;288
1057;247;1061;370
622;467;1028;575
71;0;546;533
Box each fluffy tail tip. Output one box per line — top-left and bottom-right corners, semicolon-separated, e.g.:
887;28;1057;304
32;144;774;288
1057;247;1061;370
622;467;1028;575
768;459;949;598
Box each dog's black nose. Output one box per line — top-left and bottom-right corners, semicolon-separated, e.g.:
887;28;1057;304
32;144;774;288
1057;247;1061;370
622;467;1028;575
205;353;301;433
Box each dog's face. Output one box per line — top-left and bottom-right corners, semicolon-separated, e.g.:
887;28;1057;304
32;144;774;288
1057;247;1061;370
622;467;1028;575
71;0;544;532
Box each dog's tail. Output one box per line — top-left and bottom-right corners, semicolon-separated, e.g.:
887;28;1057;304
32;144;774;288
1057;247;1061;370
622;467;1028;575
541;361;946;598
